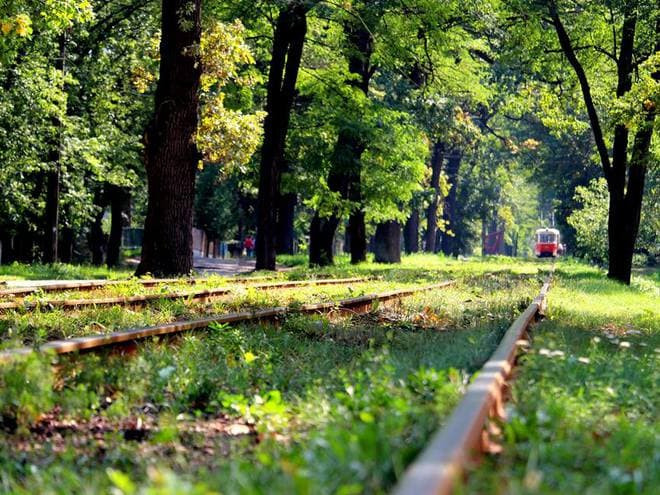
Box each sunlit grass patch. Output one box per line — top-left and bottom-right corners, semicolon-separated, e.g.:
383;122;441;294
464;268;659;494
0;262;132;281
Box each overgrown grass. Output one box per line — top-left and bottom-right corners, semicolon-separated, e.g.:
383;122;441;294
0;280;420;348
0;254;552;349
463;266;659;494
0;261;541;494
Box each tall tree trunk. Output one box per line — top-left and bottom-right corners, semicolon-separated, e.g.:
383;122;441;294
89;210;105;266
606;16;657;283
275;191;296;255
309;215;340;266
403;208;419;253
348;210;366;263
43;34;66;263
374;221;401;263
59;226;74;263
43;168;60;263
136;0;202;277
107;185;130;267
440;152;461;256
256;3;307;270
308;21;373;266
425;142;444;253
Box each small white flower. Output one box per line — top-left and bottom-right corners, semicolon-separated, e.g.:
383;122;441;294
536;410;550;423
619;341;631;348
578;357;590;364
592;337;601;344
605;387;616;396
549;350;565;358
538;348;551;356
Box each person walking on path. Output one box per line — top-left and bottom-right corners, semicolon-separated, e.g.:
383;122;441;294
244;236;255;258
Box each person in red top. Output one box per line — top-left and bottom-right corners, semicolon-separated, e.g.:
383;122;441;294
243;236;255;258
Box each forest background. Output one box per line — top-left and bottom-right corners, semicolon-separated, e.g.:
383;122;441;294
0;0;657;282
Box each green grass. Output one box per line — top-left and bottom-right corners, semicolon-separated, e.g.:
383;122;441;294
2;256;651;494
0;280;423;348
0;262;133;281
0;259;541;494
463;265;659;494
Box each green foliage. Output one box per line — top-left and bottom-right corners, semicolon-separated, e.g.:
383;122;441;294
568;177;659;265
197;19;264;170
0;354;54;430
567;178;610;264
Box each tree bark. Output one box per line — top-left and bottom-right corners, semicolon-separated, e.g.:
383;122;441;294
89;207;106;266
441;152;461;256
43;167;60;263
275;191;296;255
425;142;444;253
136;0;202;277
59;227;74;263
107;185;130;267
403;208;419;253
256;3;307;270
374;221;401;263
43;34;66;264
309;215;340;266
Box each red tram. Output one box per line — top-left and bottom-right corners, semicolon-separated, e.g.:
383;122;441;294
534;228;561;257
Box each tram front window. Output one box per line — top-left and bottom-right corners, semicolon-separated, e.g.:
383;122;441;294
538;233;556;243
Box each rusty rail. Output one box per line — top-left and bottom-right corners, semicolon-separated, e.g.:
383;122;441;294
0;281;454;363
0;275;277;297
0;277;370;312
392;275;552;495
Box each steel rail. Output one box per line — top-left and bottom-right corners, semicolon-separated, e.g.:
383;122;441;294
0;277;370;312
0;275;277;297
392;274;552;495
0;281;454;363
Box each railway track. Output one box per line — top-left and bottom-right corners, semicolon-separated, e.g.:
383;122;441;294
393;272;552;495
0;277;370;312
0;280;454;363
0;275;277;297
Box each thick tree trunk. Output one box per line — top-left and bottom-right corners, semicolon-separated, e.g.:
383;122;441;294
89;208;105;266
348;211;366;263
374;221;401;263
256;3;307;270
275;191;296;255
607;113;654;283
425;142;444;253
59;227;74;263
309;214;339;266
441;152;461;256
136;0;201;277
43;168;60;263
606;17;657;283
107;185;130;267
403;209;419;253
308;21;373;267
